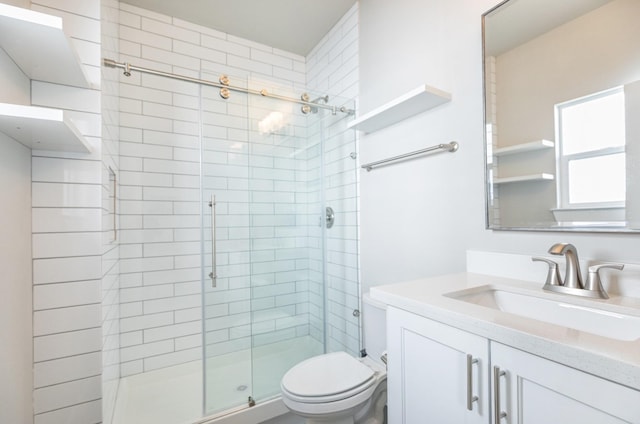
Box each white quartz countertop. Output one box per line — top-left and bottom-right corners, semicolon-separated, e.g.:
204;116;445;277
370;272;640;390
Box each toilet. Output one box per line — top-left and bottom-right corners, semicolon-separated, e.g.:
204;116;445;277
280;293;387;424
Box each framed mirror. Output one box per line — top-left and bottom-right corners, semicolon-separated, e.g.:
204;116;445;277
482;0;640;232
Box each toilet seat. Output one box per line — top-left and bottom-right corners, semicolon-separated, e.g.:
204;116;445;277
281;352;377;403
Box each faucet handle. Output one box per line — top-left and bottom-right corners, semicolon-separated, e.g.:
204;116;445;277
532;257;562;286
584;263;624;299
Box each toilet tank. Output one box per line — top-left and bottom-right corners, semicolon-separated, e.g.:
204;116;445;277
362;292;387;365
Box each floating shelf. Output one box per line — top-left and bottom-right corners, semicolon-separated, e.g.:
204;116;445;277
494;139;554;156
0;103;91;152
0;3;89;88
347;84;451;133
493;173;554;184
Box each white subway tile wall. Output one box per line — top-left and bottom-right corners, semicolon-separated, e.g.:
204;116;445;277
29;2;104;424
116;1;360;380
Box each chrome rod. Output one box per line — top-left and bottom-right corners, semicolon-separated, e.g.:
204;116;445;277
466;354;479;411
493;366;507;422
103;58;354;115
209;195;217;288
360;141;459;172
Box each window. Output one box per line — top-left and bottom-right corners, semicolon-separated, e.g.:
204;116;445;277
555;87;626;209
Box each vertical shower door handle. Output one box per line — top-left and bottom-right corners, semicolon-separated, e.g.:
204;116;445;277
209;195;217;287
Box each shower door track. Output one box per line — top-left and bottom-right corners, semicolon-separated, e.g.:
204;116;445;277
103;58;354;115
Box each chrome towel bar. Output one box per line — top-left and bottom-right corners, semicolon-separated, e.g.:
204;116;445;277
361;141;458;171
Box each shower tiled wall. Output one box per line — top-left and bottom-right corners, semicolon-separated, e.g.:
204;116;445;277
116;3;205;372
116;2;360;375
116;3;316;375
28;1;104;423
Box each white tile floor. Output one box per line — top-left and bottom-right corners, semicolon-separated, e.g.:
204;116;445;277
112;336;323;424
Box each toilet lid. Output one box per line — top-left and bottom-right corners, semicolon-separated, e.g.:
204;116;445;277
281;352;375;398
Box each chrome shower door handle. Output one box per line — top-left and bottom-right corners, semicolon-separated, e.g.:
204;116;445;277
466;354;479;411
209;195;217;287
493;366;507;422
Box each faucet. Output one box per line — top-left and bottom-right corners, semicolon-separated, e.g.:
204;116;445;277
548;243;583;289
533;243;624;299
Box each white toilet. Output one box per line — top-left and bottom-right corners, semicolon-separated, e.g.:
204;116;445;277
280;294;387;424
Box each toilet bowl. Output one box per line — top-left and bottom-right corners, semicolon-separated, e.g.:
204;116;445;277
280;351;387;424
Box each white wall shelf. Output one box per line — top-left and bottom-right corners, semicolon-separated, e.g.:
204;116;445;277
493;173;554;184
0;103;91;152
494;139;554;156
0;3;90;88
347;84;451;133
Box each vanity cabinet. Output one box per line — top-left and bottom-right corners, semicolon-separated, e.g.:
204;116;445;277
387;306;640;424
387;307;490;424
491;342;639;424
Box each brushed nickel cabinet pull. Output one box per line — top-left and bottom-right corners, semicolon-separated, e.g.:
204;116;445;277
493;365;507;422
466;354;479;411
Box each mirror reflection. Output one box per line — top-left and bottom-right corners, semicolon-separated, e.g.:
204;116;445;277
483;0;640;231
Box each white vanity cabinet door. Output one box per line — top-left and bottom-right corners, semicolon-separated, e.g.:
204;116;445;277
490;342;640;424
387;307;490;424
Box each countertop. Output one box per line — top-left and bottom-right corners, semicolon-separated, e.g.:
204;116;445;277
370;272;640;390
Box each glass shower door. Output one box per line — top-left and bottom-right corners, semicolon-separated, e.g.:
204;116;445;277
201;74;254;416
247;91;360;402
246;90;327;402
201;75;361;413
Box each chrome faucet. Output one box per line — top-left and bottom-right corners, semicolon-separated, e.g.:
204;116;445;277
548;243;583;289
533;243;624;299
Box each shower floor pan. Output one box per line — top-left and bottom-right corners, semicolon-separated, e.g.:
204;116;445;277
112;336;322;424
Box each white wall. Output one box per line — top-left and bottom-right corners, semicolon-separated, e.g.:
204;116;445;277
358;0;640;292
0;21;33;422
0;135;33;424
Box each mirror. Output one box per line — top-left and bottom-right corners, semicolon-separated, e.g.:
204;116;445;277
483;0;640;232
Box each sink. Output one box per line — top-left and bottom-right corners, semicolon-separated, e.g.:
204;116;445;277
445;286;640;342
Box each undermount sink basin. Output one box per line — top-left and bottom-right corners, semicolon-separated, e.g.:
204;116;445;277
445;285;640;342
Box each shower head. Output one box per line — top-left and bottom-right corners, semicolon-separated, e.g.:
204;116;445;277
311;95;329;104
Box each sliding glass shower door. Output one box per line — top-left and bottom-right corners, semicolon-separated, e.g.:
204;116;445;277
200;73;254;416
201;74;360;416
247;91;327;402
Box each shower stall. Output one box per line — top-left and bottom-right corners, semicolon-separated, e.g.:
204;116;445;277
109;59;361;423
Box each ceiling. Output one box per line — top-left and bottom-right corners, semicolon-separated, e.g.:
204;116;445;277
119;0;357;56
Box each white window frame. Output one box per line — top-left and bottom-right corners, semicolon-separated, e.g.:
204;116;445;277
555;87;626;210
